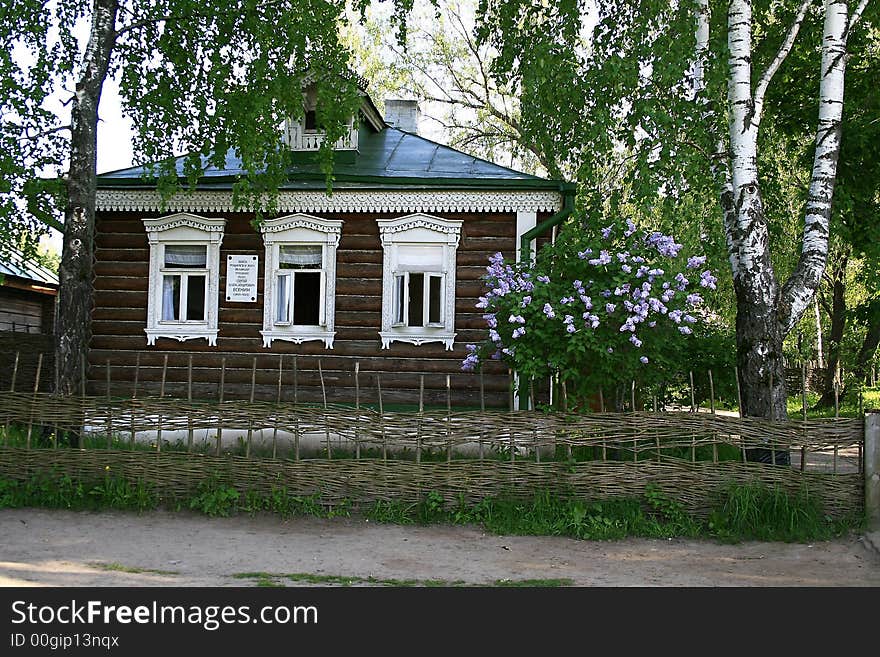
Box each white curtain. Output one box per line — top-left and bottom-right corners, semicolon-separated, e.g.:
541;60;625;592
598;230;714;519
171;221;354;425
161;276;177;320
276;274;289;323
396;245;442;272
279;245;322;267
164;245;207;267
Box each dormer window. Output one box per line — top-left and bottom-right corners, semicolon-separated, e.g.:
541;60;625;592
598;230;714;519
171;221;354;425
304;109;318;132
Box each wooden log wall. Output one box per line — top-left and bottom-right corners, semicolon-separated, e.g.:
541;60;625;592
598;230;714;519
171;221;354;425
91;209;553;407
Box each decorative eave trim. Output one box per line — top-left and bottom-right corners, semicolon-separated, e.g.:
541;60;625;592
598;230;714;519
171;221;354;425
98;189;562;214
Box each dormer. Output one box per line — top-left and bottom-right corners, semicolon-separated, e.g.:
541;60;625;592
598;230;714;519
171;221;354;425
282;84;384;153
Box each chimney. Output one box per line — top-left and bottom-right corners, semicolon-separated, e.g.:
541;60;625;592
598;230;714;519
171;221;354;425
384;99;420;134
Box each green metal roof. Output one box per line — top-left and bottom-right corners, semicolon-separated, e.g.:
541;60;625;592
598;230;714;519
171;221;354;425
96;126;570;192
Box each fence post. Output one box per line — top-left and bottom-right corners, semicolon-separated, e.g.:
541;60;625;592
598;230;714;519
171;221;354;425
866;411;880;531
318;359;330;459
105;359;113;449
4;351;19;445
246;357;256;458
216;356;226;456
187;354;194;453
377;372;386;462
354;362;361;460
25;353;42;449
130;352;140;449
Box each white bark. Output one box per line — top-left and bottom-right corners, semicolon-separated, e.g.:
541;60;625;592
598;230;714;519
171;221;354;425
780;0;853;334
815;298;825;367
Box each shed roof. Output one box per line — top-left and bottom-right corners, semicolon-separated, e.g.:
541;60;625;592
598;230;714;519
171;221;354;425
0;244;59;288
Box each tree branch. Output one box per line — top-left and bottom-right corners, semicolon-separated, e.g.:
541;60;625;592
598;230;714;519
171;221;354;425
752;0;812;129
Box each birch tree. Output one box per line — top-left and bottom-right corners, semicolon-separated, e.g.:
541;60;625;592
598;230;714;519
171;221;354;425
476;0;873;428
1;0;414;395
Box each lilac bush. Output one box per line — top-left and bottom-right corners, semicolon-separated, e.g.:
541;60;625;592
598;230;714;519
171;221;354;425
463;218;717;406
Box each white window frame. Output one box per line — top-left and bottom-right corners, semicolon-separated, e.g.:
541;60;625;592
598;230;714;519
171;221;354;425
259;213;342;349
143;213;225;346
378;213;461;351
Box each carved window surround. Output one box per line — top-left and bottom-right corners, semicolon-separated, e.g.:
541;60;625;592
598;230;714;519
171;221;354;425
378;214;462;351
143;213;225;346
259;214;342;349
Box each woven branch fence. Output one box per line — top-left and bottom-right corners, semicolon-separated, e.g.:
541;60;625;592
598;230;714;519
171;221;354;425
0;449;862;519
0;389;866;518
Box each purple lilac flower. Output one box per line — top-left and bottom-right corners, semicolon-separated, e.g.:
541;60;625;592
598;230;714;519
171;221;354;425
648;321;657;327
566;324;576;334
508;314;526;324
573;280;582;289
512;327;526;339
601;225;613;239
563;314;574;325
484;313;497;329
687;255;707;269
590;317;600;328
675;273;689;291
521;296;532;308
581;295;593;309
621;264;632;274
606;303;616;313
669;309;683;323
560;296;575;305
636;266;649;278
678;326;693;335
625;219;637;236
476;296;489;309
700;270;717;289
684;314;697;324
543;303;555;319
577;249;593;259
588;250;612;266
617;251;630;263
686;293;703;306
489;329;501;343
462;353;479;371
630;335;642;348
607;347;614;353
537;275;550;284
601;289;612;298
640;356;649;364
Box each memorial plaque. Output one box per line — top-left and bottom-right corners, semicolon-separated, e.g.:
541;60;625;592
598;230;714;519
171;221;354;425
225;255;258;302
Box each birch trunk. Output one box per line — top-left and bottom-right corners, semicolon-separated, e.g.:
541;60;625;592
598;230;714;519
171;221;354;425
55;0;119;397
719;0;856;444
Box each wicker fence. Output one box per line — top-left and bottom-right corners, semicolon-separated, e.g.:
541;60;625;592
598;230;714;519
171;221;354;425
0;389;866;519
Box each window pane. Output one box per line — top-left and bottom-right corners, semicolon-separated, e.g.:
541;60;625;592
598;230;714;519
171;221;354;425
276;274;290;323
164;245;207;268
293;272;321;325
393;275;405;325
280;245;322;269
162;275;180;320
428;275;442;324
186;275;206;321
408;272;424;327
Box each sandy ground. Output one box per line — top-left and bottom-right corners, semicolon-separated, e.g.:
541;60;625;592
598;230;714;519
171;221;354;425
0;508;878;587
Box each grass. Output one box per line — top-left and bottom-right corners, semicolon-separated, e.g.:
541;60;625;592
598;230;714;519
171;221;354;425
90;562;178;576
231;572;573;587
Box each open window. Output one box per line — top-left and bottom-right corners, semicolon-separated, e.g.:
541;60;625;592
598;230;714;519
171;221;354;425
378;214;461;350
260;214;342;348
143;213;225;346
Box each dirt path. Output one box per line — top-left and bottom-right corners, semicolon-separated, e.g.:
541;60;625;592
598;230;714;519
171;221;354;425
1;508;878;587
